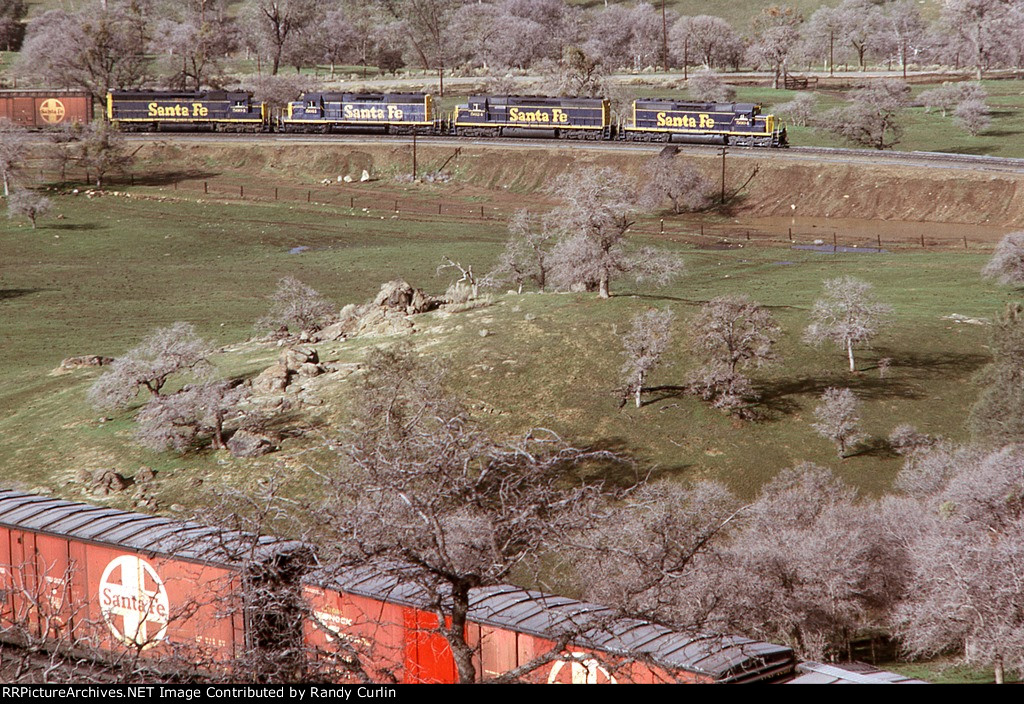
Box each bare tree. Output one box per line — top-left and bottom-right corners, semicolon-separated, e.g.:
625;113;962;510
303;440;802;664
982;232;1024;286
135;380;249;452
539;45;608;97
383;0;461;96
969;302;1024;445
7;189;52;229
0;119;29;197
804;276;892;372
884;0;926;78
438;256;480;300
317;343;615;684
79;120;133;189
18;7;149;102
685;68;736;102
750;5;802;90
721;464;905;660
835;0;887;71
155;5;232;90
893;444;1024;683
687;295;780;415
548;166;683;298
954;97;992;136
669;15;744;71
812;387;865;458
257;276;335;335
919;82;986;117
248;73;320;111
773;92;817;127
941;0;1013;80
484;210;555;293
639;153;715;215
241;0;318;75
0;0;25;52
620;308;674;408
820;79;910;150
87;322;213;410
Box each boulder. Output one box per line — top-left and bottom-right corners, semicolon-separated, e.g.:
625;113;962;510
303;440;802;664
135;466;156;484
297;362;323;378
373;279;440;315
281;345;319;371
253;363;291;394
91;469;128;496
59;355;114;370
227;430;276;458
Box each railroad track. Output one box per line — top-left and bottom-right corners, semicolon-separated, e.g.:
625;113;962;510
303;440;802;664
122;132;1024;174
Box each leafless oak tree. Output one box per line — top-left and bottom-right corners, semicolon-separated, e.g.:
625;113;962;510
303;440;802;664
820;80;911;150
88;322;213;410
981;232;1024;286
0;120;29;197
258;276;336;335
317;343;616;684
812;387;865;458
685;68;736;102
969;302;1024;445
688;295;780;415
804;276;892;372
79;121;133;189
892;443;1024;683
638;153;715;215
620;308;674;408
548;166;683;298
7;189;52;229
484;210;555;293
135;380;250;452
241;0;318;76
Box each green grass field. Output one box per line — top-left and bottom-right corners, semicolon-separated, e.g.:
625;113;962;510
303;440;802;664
0;162;1012;509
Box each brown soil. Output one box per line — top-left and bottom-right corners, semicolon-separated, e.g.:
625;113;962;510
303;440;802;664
128;141;1023;243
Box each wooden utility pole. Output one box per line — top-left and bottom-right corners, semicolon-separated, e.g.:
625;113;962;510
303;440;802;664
720;146;727;204
412;132;417;180
662;1;669;72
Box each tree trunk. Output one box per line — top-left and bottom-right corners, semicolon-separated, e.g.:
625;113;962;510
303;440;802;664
449;588;476;683
598;270;610;299
995;655;1004;685
635;371;644;408
2;171;8;197
847;339;856;372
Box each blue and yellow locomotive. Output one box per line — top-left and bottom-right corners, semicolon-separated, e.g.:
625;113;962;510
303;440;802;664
280;92;435;134
107;90;267;132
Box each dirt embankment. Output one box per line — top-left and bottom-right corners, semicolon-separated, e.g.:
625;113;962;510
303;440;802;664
135;141;1024;228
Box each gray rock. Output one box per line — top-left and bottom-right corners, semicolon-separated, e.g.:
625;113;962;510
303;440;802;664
227;429;276;458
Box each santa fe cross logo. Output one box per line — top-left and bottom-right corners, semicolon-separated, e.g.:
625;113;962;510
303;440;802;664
99;555;170;649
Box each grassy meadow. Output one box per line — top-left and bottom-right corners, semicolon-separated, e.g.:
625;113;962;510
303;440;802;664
0;159;1012;508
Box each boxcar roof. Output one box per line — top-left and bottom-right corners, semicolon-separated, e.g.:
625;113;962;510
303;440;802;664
318;564;794;682
0;489;303;568
789;661;927;684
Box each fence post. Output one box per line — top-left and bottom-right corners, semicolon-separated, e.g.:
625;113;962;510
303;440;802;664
788;227;793;241
660;218;664;234
833;233;837;251
130;174;134;187
480;205;484;219
746;231;750;241
274;187;278;200
701;224;704;236
438;203;442;215
395;199;399;213
350;196;354;208
240;185;244;198
204;181;208;194
307;190;311;203
877;234;881;249
920;233;925;247
963;236;968;249
174;181;177;190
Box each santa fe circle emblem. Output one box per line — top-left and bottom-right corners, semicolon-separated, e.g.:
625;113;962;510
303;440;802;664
99;555;170;649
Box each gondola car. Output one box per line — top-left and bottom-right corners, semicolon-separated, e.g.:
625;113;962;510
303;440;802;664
280;92;435;134
107;90;267;132
624;99;787;147
453;95;612;139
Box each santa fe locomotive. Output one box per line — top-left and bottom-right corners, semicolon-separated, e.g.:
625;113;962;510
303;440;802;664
104;90;788;147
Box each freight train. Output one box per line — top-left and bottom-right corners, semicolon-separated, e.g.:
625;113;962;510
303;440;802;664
0;488;804;684
96;90;787;147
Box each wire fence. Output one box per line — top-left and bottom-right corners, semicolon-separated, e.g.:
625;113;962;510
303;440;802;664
36;166;999;253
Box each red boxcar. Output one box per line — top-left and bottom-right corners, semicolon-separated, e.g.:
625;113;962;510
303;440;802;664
0;90;93;128
0;489;306;671
305;566;797;684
